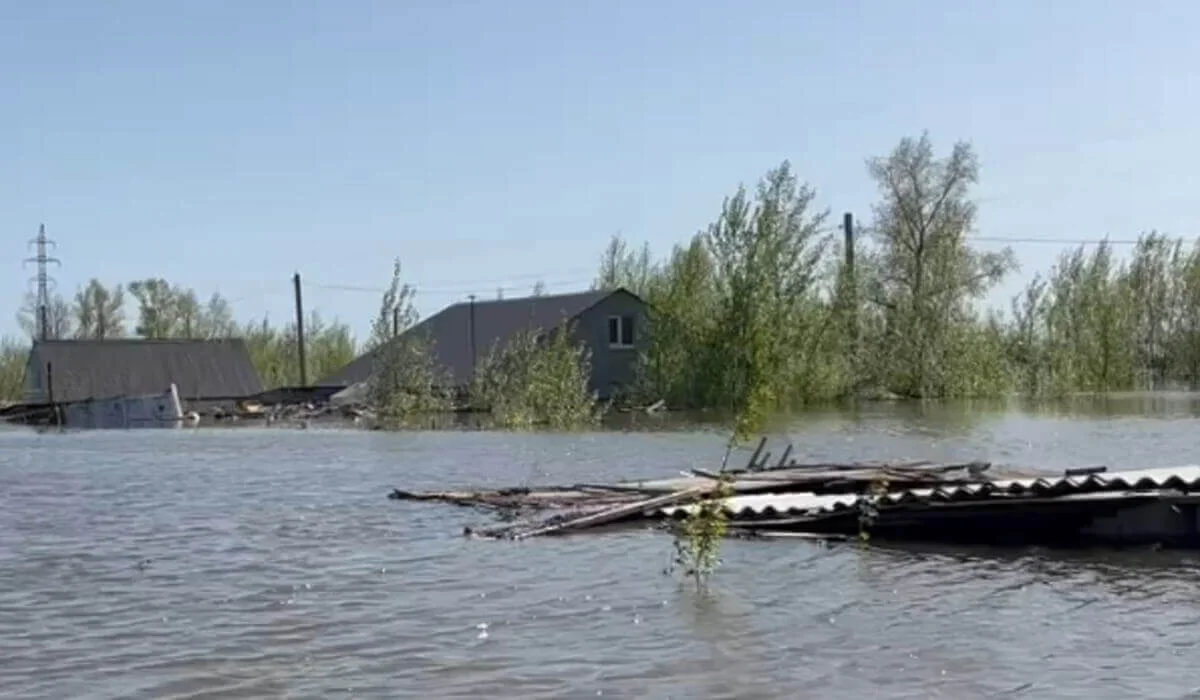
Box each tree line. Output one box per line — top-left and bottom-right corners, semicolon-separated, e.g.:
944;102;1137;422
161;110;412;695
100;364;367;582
0;277;356;402
594;131;1200;423
4;131;1195;422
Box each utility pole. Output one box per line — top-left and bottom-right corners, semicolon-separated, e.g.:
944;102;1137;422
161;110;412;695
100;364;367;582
392;307;400;338
468;294;478;380
24;224;60;342
293;272;307;386
842;212;859;357
843;212;855;276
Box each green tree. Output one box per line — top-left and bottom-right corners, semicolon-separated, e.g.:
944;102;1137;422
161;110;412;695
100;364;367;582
0;337;28;402
861;132;1016;397
589;164;844;418
471;321;597;429
364;259;451;419
366;258;417;350
305;312;356;383
128;278;180;338
594;233;657;296
17;291;73;340
637;236;718;408
73;279;126;340
704;160;833;419
1168;241;1200;386
199;292;238;338
242;312;357;389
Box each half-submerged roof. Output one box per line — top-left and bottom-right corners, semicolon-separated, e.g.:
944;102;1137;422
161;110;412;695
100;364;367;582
320;288;634;387
29;338;264;403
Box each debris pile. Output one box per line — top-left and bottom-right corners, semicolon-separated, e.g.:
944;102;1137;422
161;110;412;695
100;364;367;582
387;437;1035;542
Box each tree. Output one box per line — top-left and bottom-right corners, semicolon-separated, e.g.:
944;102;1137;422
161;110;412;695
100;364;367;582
0;337;27;402
17;291;73;341
471;322;597;429
704;160;832;419
635;236;717;407
73;279;126;339
1125;232;1180;386
594;233;656;296
587;163;843;414
862;132;1015;397
364;259;450;419
127;279;238;340
128;278;180;338
200;292;237;338
367;258;418;351
175;289;203;338
242;311;356;388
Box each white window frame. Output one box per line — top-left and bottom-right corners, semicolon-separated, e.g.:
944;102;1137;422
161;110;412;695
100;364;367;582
607;315;635;349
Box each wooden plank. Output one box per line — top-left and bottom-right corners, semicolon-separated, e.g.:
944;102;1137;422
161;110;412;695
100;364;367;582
741;531;851;541
509;483;721;540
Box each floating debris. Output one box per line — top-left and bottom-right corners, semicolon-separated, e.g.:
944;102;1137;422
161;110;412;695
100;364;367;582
388;437;1200;549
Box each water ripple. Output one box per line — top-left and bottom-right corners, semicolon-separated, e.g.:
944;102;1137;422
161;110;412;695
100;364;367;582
4;421;1200;698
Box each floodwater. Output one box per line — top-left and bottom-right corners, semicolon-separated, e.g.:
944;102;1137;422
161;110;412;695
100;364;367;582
4;396;1200;699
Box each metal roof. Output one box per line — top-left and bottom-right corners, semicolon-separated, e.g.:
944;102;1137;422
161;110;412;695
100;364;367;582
27;339;264;403
318;288;639;388
659;465;1200;519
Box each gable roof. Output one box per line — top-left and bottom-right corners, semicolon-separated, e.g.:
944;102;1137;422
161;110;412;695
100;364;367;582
320;288;638;388
28;338;264;403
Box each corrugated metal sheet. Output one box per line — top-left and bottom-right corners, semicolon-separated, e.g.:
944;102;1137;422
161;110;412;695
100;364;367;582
659;465;1200;519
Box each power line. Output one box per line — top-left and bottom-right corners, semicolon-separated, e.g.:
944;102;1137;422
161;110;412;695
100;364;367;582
191;232;1182;309
302;236;1152;296
968;235;1148;245
306;277;595;296
853;229;1161;246
224;278;596;306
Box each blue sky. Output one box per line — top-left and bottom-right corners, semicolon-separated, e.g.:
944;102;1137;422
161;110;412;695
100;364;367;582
3;0;1198;342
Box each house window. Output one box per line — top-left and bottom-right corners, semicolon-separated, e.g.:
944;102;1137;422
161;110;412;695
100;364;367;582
608;315;635;348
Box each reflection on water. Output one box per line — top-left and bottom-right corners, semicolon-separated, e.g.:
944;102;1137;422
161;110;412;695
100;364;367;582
2;397;1200;699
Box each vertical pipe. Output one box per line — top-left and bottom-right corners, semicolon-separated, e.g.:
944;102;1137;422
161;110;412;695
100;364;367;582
293;272;307;386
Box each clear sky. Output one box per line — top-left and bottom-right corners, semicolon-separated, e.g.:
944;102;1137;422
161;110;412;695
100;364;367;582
3;0;1198;342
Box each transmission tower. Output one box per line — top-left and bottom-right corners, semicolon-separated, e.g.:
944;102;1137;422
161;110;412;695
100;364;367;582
23;223;61;341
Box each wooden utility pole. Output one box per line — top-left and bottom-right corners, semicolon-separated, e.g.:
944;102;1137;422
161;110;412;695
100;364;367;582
293;272;307;386
843;212;855;276
843;212;859;354
468;294;478;379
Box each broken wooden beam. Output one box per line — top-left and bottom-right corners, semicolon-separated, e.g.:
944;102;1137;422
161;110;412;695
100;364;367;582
493;483;722;540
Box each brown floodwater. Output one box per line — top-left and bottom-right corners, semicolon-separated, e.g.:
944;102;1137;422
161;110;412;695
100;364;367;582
3;395;1200;699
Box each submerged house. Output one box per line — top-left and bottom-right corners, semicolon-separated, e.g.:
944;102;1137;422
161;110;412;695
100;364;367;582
320;288;648;400
22;338;265;410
